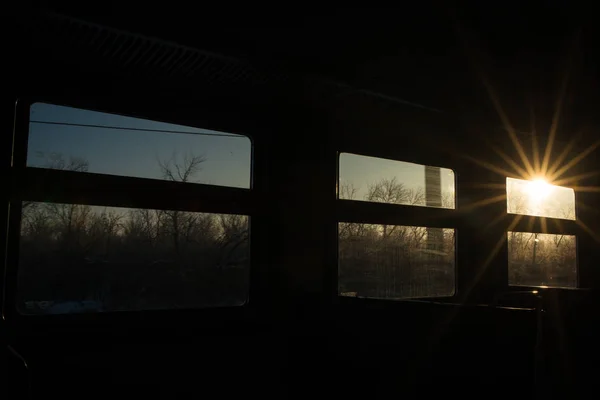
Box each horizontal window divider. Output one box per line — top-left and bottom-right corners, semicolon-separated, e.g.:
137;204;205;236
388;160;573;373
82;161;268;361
10;168;253;215
337;199;458;228
507;215;578;236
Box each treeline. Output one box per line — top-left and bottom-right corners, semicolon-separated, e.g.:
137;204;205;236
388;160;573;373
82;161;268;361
19;155;575;313
339;225;576;298
18;153;249;313
338;178;577;297
339;223;455;299
508;232;576;287
19;203;249;312
338;178;455;299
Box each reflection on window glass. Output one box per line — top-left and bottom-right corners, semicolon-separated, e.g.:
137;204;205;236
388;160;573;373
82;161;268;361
338;223;455;299
338;153;455;209
506;177;575;220
507;232;577;288
18;202;249;314
27;103;252;189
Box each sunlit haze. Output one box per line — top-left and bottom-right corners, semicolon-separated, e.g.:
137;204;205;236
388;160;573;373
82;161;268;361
507;177;575;220
525;178;554;202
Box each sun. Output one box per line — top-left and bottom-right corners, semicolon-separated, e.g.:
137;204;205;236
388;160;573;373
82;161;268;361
525;178;554;202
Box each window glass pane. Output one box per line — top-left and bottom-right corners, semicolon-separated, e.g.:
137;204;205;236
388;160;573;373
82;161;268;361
506;177;575;220
338;223;455;299
507;232;577;288
338;153;455;209
27;103;251;188
18;202;249;314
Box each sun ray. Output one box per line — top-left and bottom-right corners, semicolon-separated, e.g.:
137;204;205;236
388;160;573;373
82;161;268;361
422;215;518;366
549;140;600;182
531;133;541;174
549;218;567;235
541;32;579;176
574;200;599;213
466;183;508;190
490;145;530;178
478;76;535;178
457;217;519;304
527;88;540;173
570;185;600;193
527;215;535;232
541;74;571;176
459;194;507;212
476;214;524;283
540;217;548;234
575;220;600;243
485;212;510;231
501;127;536;178
546;133;581;178
553;170;600;187
461;154;518;179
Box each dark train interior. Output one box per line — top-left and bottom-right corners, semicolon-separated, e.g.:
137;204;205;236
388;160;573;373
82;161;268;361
3;3;599;399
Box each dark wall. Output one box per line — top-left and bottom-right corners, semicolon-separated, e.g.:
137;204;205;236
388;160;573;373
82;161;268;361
3;5;600;399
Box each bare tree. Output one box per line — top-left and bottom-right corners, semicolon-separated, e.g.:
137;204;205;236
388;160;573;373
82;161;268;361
46;201;93;250
158;151;205;183
506;181;527;215
157;151;206;257
48;155;89;172
339;182;359;200
366;178;412;238
20;202;52;241
406;187;426;206
125;208;166;249
18;151;257;311
442;192;455;209
366;177;409;204
338;183;365;239
88;209;124;256
338;178;458;299
216;214;249;268
23;155;90;212
22;155;93;252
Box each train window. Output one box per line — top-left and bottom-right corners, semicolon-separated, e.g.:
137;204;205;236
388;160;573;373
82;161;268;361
506;177;575;220
10;101;254;315
27;103;252;188
338;153;455;209
338;223;455;299
507;232;577;288
18;202;249;314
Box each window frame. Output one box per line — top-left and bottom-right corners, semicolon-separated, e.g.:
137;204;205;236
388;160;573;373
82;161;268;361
335;150;460;302
4;96;258;320
478;131;593;293
334;128;596;304
504;174;580;290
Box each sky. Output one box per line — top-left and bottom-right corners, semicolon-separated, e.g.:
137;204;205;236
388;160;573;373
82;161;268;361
339;153;455;206
27;103;252;188
506;177;575;220
29;103;456;203
27;103;574;221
